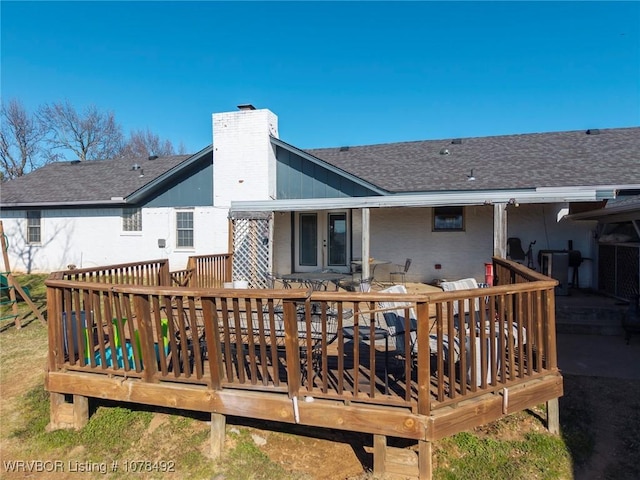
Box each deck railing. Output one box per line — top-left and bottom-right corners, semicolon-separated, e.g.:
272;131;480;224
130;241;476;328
170;253;233;288
49;259;171;286
45;257;558;417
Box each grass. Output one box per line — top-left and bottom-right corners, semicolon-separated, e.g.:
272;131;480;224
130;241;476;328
3;273;629;479
4;377;296;479
0;272;48;329
433;419;572;480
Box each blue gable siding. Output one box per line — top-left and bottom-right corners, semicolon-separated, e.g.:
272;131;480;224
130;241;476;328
276;146;378;199
142;154;213;207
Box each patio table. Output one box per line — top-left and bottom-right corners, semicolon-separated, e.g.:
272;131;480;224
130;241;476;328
351;259;390;285
280;272;347;291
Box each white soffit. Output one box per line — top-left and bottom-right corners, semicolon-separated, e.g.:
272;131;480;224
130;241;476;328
229;187;616;213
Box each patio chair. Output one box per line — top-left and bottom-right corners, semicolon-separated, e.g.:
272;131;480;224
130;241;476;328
507;237;536;269
165;299;207;375
263;271;291;289
439;278;482;329
341;323;391;394
439;278;526;385
390;258;412;285
377;285;461;365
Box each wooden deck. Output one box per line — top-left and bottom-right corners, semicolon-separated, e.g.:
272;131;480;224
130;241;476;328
44;256;563;479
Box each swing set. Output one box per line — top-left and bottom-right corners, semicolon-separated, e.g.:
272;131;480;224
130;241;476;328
0;221;46;329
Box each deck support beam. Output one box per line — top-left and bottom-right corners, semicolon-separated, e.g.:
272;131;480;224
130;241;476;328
210;413;226;459
546;397;560;434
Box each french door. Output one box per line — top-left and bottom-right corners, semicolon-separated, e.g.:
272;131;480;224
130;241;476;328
294;211;350;272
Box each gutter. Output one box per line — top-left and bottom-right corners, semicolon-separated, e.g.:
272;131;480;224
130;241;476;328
0;199;129;208
229;187;617;213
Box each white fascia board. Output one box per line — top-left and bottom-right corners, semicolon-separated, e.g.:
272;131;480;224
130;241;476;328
230;187;615;213
0;200;127;208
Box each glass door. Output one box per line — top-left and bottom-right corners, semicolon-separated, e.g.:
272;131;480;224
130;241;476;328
328;213;347;266
294;211;349;272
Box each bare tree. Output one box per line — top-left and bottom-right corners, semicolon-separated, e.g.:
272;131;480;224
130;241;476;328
0;98;46;180
177;141;188;155
120;128;176;158
38;100;123;161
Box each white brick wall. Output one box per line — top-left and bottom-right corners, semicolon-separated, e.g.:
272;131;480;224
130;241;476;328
1;206;220;273
271;205;597;287
213;108;279;207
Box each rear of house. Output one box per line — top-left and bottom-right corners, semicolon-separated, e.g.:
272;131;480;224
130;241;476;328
1;106;638;298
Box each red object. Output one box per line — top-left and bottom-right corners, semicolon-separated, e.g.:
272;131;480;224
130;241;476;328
484;262;494;285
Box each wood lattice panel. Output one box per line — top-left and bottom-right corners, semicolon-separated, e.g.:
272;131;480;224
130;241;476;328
231;214;272;288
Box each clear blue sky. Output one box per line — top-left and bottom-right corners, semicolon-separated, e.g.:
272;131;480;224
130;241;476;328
2;1;639;156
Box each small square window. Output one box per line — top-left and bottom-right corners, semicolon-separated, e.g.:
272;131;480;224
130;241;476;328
122;208;142;232
433;207;464;231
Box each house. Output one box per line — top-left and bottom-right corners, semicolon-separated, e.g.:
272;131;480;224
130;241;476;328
1;105;639;296
0;148;216;272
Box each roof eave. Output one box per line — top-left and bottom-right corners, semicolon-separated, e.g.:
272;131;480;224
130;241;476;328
567;203;640;222
230;187;617;213
0;199;127;209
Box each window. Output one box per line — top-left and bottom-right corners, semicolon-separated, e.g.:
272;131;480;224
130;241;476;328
27;211;41;244
176;211;194;248
122;207;142;232
299;213;317;265
433;206;464;231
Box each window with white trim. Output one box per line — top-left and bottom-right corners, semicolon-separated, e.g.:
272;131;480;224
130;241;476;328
27;210;41;244
176;211;194;248
122;207;142;232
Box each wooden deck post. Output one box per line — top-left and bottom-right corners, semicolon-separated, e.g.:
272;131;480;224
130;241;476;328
418;440;433;480
547;397;560;434
283;301;302;395
133;294;158;382
210;412;226;459
48;392;89;430
73;394;89;429
373;434;386;476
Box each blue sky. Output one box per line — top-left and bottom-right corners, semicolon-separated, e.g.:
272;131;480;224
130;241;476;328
2;1;639;156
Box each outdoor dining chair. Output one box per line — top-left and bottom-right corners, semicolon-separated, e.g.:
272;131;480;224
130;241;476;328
439;278;527;385
390;258;411;285
377;285;461;368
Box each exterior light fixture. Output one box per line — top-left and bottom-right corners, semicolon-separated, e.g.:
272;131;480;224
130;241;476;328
467;169;476;181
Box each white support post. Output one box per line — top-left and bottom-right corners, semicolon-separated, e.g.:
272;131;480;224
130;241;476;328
494;203;508;258
361;208;371;285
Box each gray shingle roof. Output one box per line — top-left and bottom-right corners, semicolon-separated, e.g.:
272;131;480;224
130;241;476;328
304;127;640;193
1;154;191;205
